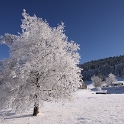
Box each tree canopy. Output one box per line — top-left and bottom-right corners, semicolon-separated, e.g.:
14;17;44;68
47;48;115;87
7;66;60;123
0;10;82;115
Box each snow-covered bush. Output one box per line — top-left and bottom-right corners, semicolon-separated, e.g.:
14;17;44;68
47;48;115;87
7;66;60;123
0;10;82;115
105;77;112;86
105;73;117;86
91;75;102;88
108;73;117;82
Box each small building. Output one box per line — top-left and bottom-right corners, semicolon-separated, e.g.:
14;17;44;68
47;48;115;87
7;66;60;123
96;90;108;94
111;81;124;86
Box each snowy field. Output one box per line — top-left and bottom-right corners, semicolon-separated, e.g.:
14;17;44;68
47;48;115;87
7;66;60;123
1;88;124;124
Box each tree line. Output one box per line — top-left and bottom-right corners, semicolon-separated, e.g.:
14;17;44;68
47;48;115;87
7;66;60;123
79;55;124;81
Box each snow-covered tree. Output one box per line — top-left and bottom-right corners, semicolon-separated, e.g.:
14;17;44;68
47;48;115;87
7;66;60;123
105;73;117;86
108;73;117;82
91;75;102;88
0;59;20;112
0;10;82;116
105;77;111;86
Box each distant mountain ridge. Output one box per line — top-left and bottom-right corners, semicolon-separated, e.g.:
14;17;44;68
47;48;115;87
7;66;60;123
79;55;124;81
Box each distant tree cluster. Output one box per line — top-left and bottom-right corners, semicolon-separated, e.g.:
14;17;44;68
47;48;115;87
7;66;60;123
79;55;124;81
91;73;117;88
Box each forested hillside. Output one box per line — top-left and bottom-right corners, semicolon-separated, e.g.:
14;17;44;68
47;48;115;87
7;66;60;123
79;55;124;81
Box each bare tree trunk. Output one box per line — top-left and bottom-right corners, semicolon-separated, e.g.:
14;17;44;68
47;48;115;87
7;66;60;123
33;94;39;116
33;106;39;116
32;72;40;116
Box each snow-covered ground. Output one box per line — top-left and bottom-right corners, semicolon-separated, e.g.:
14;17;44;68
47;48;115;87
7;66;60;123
1;88;124;124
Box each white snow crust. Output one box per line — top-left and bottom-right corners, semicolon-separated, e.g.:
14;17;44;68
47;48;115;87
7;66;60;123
1;88;124;124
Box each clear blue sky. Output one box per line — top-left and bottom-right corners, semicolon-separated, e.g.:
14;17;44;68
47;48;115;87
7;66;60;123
0;0;124;64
